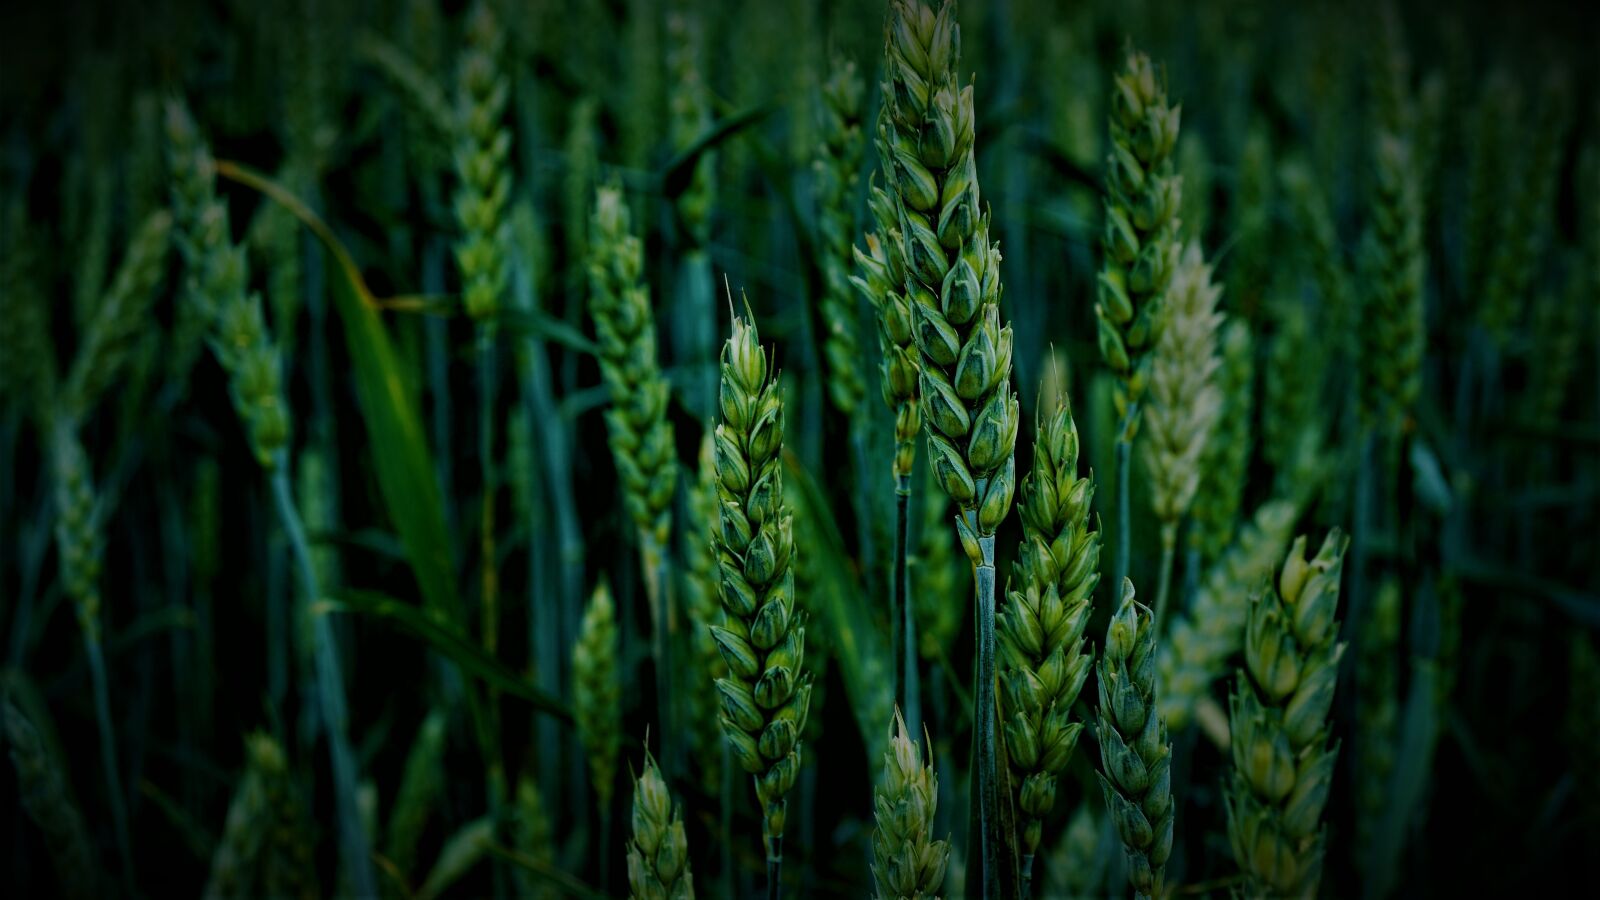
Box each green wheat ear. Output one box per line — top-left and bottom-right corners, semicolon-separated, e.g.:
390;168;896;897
3;699;100;900
1094;578;1173;900
710;309;810;867
871;709;951;899
452;0;511;322
1226;531;1349;897
1000;391;1098;866
1097;48;1182;439
815;55;869;419
627;750;695;900
575;580;622;811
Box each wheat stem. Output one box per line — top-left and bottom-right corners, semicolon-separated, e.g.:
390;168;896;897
83;626;135;892
974;531;1003;900
1114;431;1132;595
271;469;376;898
895;476;919;734
1154;522;1178;638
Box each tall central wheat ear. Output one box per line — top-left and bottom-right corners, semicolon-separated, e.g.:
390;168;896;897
877;2;1019;893
1226;532;1349;897
999;392;1098;884
709;310;810;894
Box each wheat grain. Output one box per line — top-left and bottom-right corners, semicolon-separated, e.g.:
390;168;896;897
852;185;922;481
512;775;557;899
386;709;449;880
63;209;172;419
1187;320;1254;565
1225;531;1348;897
1482;66;1571;344
879;3;1019;890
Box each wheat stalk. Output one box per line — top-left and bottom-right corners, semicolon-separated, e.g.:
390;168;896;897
1225;531;1349;897
1355;577;1401;875
628;751;695;900
878;3;1020;890
872;709;951;899
999;392;1098;883
167;100;373;897
710;310;810;896
1094;579;1173;900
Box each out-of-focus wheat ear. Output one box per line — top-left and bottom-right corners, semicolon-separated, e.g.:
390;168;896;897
1159;499;1297;734
63;208;172;420
1357;132;1425;436
574;580;622;812
1187;320;1255;566
1481;65;1572;345
814;54;869;418
3;699;101;900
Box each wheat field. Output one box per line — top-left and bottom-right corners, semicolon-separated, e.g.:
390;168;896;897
2;0;1596;897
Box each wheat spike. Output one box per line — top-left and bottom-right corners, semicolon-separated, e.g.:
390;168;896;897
452;1;510;322
575;580;622;810
999;392;1099;864
871;709;951;899
1094;579;1173;900
710;310;810;865
1097;49;1183;438
3;699;100;900
627;751;695;900
1142;242;1224;526
1225;532;1349;897
815;56;869;418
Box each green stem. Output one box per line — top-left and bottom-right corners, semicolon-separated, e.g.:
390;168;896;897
975;532;1004;900
766;831;783;900
271;469;376;899
895;475;919;734
81;620;135;894
1153;521;1178;638
721;744;734;898
642;537;676;780
1020;853;1034;899
1114;436;1131;599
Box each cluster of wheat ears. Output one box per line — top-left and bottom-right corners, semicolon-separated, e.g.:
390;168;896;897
2;0;1597;897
